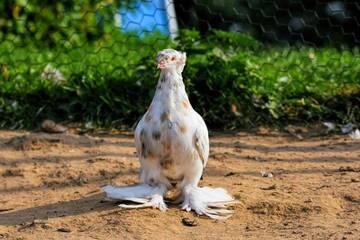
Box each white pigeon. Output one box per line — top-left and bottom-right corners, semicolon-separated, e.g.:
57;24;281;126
103;49;237;219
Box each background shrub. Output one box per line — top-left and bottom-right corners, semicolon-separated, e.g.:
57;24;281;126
0;29;359;129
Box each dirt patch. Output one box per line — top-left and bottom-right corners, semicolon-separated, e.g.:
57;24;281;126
3;132;99;152
5;134;63;151
0;129;359;239
247;201;315;216
2;169;24;177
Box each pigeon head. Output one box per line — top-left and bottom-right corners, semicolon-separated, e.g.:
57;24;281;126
156;49;186;73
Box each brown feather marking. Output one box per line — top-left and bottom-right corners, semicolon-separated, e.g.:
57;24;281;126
152;130;161;140
147;149;155;159
160;132;172;169
161;140;171;151
179;124;187;133
140;129;146;157
160;154;173;169
182;99;190;109
145;105;154;122
145;112;152;122
161;74;166;82
140;129;154;159
193;132;205;167
160;111;170;122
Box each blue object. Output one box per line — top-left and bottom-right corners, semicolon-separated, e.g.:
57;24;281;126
119;0;170;36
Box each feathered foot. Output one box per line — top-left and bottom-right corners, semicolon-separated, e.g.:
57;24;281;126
102;184;167;212
181;186;238;220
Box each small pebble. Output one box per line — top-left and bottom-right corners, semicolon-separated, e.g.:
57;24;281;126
41;119;67;133
182;217;198;227
261;171;274;178
260;184;276;190
57;227;71;233
225;172;236;177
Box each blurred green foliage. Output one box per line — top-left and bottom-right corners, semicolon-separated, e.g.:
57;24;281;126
0;0;128;46
0;29;359;129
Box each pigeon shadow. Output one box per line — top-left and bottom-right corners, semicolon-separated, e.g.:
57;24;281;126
0;193;120;226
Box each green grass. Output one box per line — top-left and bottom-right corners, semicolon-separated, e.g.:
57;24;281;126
0;30;359;129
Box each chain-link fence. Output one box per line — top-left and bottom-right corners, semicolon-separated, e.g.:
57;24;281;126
176;0;360;46
0;1;359;129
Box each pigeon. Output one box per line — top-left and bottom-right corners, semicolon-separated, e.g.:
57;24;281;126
103;49;237;219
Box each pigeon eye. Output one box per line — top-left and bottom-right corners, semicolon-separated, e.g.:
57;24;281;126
171;56;176;61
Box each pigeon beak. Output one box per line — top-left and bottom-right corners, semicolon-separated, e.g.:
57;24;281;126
157;60;165;69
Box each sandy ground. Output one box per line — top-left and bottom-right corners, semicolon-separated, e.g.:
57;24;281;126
0;127;359;240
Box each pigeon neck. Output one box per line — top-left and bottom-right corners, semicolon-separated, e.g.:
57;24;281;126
156;69;183;89
153;69;188;109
